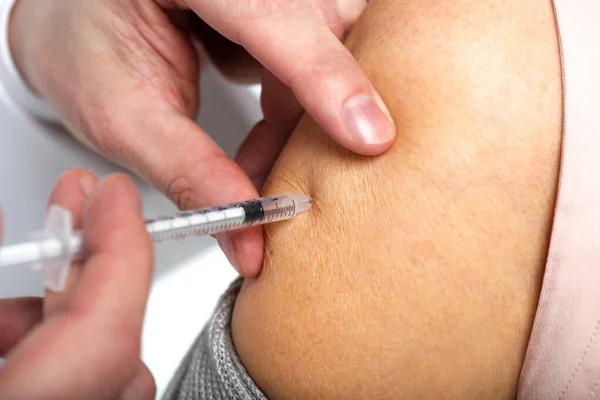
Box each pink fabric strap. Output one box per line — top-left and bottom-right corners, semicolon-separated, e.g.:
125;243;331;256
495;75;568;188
517;0;600;398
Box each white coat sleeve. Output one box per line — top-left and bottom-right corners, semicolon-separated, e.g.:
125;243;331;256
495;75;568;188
0;0;60;121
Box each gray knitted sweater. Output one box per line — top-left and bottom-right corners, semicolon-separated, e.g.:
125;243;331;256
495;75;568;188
162;279;267;400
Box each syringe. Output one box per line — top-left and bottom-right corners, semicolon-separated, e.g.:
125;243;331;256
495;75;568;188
0;194;312;292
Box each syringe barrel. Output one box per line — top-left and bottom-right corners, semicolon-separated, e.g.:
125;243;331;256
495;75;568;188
251;195;298;224
145;194;311;243
0;194;312;281
146;206;246;242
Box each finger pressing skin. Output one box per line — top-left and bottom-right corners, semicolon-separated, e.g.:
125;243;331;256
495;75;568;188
0;298;42;357
79;82;263;275
187;0;396;155
127;110;263;277
43;169;98;315
0;175;151;399
218;225;264;279
233;71;304;278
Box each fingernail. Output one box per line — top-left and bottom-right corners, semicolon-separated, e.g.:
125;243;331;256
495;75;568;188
216;232;240;274
79;172;97;197
343;93;395;144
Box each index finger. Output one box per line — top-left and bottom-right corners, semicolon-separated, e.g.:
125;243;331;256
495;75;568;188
189;0;396;155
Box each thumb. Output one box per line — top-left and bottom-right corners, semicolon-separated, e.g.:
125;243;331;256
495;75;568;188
187;0;396;155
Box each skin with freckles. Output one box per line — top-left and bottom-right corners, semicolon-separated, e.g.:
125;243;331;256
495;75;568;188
232;0;562;399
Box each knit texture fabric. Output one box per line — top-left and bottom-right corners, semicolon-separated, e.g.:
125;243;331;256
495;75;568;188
162;279;267;400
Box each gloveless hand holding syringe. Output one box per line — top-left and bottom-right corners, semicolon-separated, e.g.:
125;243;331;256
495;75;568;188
0;194;312;292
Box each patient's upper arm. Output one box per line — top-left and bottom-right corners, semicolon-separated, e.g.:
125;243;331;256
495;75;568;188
232;0;562;398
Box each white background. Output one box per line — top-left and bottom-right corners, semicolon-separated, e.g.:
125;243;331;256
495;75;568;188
0;67;262;398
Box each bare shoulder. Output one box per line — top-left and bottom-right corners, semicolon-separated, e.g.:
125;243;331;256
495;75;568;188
233;1;562;399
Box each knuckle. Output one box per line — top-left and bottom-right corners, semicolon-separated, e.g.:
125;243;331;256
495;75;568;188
165;175;196;210
165;152;248;211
